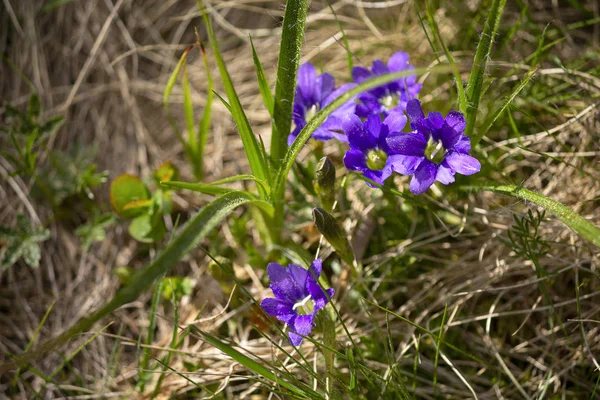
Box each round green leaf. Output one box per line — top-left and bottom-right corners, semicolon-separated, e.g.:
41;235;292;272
110;174;150;218
128;213;166;243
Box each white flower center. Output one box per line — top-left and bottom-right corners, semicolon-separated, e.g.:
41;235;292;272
305;104;320;122
425;137;447;164
380;94;400;109
293;295;315;315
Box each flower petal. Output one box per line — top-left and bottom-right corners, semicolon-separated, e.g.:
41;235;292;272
310;259;323;277
287;264;308;288
371;59;389;75
446;111;466;133
435;161;456;184
386;132;427;156
445;153;481;176
437;123;461;149
297;63;317;104
388;154;423;175
294;314;315;336
364;114;383;141
427;112;445;130
352;66;372;83
306;279;330;311
343;114;377;151
318;73;335;101
344;148;367;172
383;112;407;135
288;331;303;346
387;52;410;72
453;134;471;153
406;99;425;122
363;169;385;186
260;298;295;323
409;160;436;194
267;262;304;302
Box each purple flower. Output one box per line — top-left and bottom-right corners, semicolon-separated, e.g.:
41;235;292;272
261;259;334;346
343;112;409;186
386;99;481;195
288;63;356;146
352;52;422;118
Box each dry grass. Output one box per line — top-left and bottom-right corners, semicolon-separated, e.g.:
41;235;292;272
1;0;599;398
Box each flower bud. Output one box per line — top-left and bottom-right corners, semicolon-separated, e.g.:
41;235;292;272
313;157;336;212
312;207;354;265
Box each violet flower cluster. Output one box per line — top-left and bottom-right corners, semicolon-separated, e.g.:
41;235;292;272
287;51;480;194
263;52;482;347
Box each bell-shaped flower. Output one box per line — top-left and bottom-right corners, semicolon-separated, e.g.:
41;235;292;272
288;63;356;145
386;99;481;194
351;52;422;118
260;259;334;346
343;112;409;186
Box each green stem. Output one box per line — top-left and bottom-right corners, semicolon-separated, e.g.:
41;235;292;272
270;0;309;169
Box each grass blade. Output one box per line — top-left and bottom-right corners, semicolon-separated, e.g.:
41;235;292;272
195;35;214;180
0;192;259;372
462;184;600;248
188;326;323;399
270;0;309;167
163;46;192;141
419;0;467;113
464;0;507;138
182;61;196;151
249;36;274;117
197;0;270;193
326;1;353;73
475;67;537;145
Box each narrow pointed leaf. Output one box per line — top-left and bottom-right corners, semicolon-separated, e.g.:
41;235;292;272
197;0;270;193
464;0;507;138
188;326;322;399
250;36;274;117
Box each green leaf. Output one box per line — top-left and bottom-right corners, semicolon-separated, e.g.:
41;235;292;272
462;184;600;248
419;0;467;112
153;161;179;184
110;174;150;218
195;39;214;181
75;213;115;251
162;180;236;196
475;67;537;145
161;277;194;301
464;0;507;138
198;0;270;194
182;61;196;151
1;192;259;372
210;174;271;194
163;47;191;118
0;215;50;271
270;0;309;168
28;94;41;119
188;326;322;399
249;36;274;117
128;212;166;243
